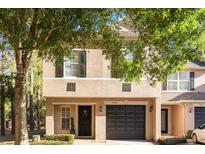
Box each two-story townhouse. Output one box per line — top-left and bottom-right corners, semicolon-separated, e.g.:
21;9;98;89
161;60;205;137
43;24;205;142
43;25;162;142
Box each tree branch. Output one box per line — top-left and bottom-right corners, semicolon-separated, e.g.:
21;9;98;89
28;9;39;42
40;26;62;46
18;26;62;52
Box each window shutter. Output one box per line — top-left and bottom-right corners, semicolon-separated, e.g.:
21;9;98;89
190;72;195;91
80;51;86;77
55;63;64;77
162;80;167;91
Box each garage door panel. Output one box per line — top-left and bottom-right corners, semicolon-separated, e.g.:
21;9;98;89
195;107;205;128
106;105;145;140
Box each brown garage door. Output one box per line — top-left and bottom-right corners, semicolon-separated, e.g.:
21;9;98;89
106;105;145;140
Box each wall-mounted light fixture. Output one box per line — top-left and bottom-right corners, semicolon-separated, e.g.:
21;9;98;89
149;105;153;112
99;106;103;112
189;108;192;113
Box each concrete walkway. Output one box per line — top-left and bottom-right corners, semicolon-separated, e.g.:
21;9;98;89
74;139;154;145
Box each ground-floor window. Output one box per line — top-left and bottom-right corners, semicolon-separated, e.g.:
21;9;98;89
61;106;70;129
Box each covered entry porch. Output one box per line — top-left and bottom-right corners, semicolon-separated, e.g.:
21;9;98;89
161;104;185;137
45;97;161;142
46;100;96;139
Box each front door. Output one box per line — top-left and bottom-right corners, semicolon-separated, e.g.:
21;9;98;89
78;106;92;136
161;109;168;133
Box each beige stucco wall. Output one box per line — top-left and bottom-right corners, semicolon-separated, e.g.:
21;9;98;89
43;48;160;99
146;101;154;141
162;103;205;137
49;102;95;138
86;49;111;78
43;49;111;78
190;69;205;92
171;105;185;136
43;79;161;98
45;97;159;141
43;60;56;78
184;102;205;133
46;101;54;135
95;103;106;142
152;98;161;141
54;105;76;134
45;97;105;138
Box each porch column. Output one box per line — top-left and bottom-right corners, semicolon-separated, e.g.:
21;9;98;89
153;97;161;142
46;101;54;135
95;103;106;142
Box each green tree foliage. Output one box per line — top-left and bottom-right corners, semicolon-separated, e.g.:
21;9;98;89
0;8;120;144
110;9;205;84
0;8;205;144
0;37;14;136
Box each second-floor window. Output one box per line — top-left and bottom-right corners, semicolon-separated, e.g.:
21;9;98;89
125;52;134;61
163;71;195;91
64;51;80;77
55;50;86;78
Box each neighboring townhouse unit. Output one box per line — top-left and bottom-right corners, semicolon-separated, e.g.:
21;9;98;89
161;60;205;137
43;25;205;142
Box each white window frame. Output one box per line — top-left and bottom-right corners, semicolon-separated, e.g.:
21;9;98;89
121;48;134;62
125;52;134;61
63;50;80;78
167;71;190;92
61;106;71;130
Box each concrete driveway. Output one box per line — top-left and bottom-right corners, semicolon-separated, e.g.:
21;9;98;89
74;139;154;145
106;140;154;145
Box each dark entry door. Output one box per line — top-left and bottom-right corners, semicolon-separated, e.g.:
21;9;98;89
195;107;205;128
78;106;92;136
106;105;145;140
161;109;168;133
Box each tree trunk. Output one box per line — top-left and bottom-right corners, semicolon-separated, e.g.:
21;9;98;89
14;70;29;145
25;93;28;126
29;66;34;131
11;97;15;135
0;76;6;136
9;73;15;135
29;94;34;131
37;84;40;130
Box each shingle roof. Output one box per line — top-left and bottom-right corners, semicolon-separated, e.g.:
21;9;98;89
170;92;205;101
186;60;205;69
119;26;138;38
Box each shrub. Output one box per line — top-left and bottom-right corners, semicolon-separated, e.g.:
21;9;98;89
31;140;70;145
159;137;187;145
44;134;75;144
186;130;193;139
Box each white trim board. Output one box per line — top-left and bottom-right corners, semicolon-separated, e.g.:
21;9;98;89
43;77;148;81
53;102;96;105
104;101;148;105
